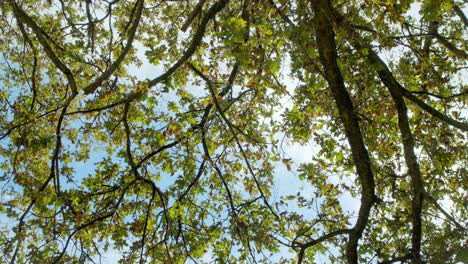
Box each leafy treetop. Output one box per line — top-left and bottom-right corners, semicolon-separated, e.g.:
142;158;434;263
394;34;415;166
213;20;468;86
0;0;466;263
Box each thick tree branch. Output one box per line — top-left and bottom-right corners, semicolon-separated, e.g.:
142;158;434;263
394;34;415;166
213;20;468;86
311;1;376;263
147;0;229;88
324;6;468;131
176;160;206;202
8;0;77;94
181;0;206;32
296;229;350;264
422;21;438;53
453;5;468;27
135;141;179;169
16;18;39;110
389;91;424;263
434;33;468;59
84;0;144;94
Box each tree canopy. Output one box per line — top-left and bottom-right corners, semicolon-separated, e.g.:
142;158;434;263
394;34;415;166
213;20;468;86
0;0;466;263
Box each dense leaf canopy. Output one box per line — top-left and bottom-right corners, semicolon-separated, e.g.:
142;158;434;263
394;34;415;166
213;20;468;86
0;0;466;263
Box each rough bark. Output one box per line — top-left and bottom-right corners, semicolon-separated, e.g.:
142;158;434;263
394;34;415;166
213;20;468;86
389;92;424;264
321;4;468;132
311;1;376;263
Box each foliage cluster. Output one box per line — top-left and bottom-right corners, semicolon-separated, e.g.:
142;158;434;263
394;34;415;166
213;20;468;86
0;0;466;263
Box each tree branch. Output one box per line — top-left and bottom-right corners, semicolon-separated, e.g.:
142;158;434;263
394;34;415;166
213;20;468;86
122;102;170;263
9;94;77;264
84;0;144;94
147;0;229;88
181;0;206;32
190;63;281;221
296;229;350;264
378;253;411;264
389;90;424;263
410;89;468;100
434;33;468;60
425;193;465;231
453;5;468;27
324;6;468;131
422;21;438;53
311;1;376;262
9;0;77;94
